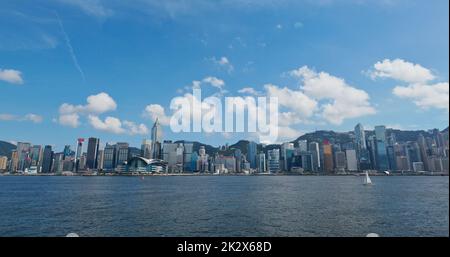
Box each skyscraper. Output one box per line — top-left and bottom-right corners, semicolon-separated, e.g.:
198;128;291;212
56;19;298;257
346;149;358;171
309;142;321;172
267;149;280;173
115;143;129;168
355;123;367;150
247;141;257;169
74;138;84;172
42;145;53;173
86;137;100;170
103;143;116;171
151;119;162;159
141;139;152;159
257;152;266;173
375;125;389;171
323;140;334;173
17;142;31;171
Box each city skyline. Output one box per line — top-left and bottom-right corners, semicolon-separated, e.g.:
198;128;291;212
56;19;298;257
1;120;448;175
1;0;449;148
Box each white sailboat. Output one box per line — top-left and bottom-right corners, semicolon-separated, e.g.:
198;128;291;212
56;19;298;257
363;171;372;185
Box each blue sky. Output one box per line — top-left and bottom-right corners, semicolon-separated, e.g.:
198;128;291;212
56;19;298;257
0;0;448;150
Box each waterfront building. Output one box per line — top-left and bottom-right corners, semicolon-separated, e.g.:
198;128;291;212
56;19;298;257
17;142;31;171
309;142;321;172
234;149;242;173
30;145;42;170
412;162;424;172
257;152;266;173
247;141;257;169
375;125;389;171
267;149;280;173
97;150;104;170
74;138;84;172
126;157;167;173
103;143;116;171
396;156;410;171
0;156;7;171
86;137;100;170
345;149;358;171
281;142;294;171
10;150;19;172
115;143;129;170
334;151;346;172
53;152;64;173
183;142;194;172
41;145;53;173
151;119;162;159
323;140;334;173
141;139;152;159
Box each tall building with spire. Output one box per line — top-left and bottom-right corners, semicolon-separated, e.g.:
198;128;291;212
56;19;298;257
151;119;162;159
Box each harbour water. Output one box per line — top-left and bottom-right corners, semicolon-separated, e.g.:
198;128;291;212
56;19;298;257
0;176;448;237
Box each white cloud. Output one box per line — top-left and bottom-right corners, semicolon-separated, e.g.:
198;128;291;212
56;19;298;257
238;87;261;96
369;59;449;111
208;56;234;73
393;82;449;111
202;76;225;89
0;69;24;84
265;84;318;119
59;92;117;114
88;115;125;134
294;21;304;28
143;104;171;125
58;113;80;128
123;121;149;135
0;113;43;123
88;115;149;135
290;66;376;125
276;24;283;29
368;58;435;83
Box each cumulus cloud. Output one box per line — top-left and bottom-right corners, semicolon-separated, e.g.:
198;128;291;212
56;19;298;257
88;115;125;134
0;113;43;123
58;92;148;134
87;115;149;135
208;56;234;73
368;58;435;83
238;87;262;96
58;113;80;128
289;66;376;124
369;59;449;111
143;104;171;125
393;82;449;111
0;69;24;85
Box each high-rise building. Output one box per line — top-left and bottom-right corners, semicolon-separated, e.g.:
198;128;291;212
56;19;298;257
354;123;367;150
103;143;116;171
335;151;347;172
309;142;321;172
0;156;8;170
96;150;104;170
323;140;334;173
86;137;100;170
267;149;280;173
247;141;257;169
151;119;162;159
52;152;64;173
234;149;242;173
281;142;294;171
30;145;42;168
115;143;129;168
10;150;19;172
183;142;194;171
346;149;358;171
374;126;389;171
41;145;53;173
163;141;178;172
141;139;152;159
17;142;31;171
298;140;308;152
74;138;84;172
257;152;266;173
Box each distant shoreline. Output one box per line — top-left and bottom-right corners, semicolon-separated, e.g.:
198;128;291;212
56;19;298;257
0;172;448;177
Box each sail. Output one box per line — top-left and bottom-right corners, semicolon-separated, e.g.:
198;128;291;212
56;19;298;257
364;171;372;185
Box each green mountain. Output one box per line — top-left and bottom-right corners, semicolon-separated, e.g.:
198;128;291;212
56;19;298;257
0;140;16;158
